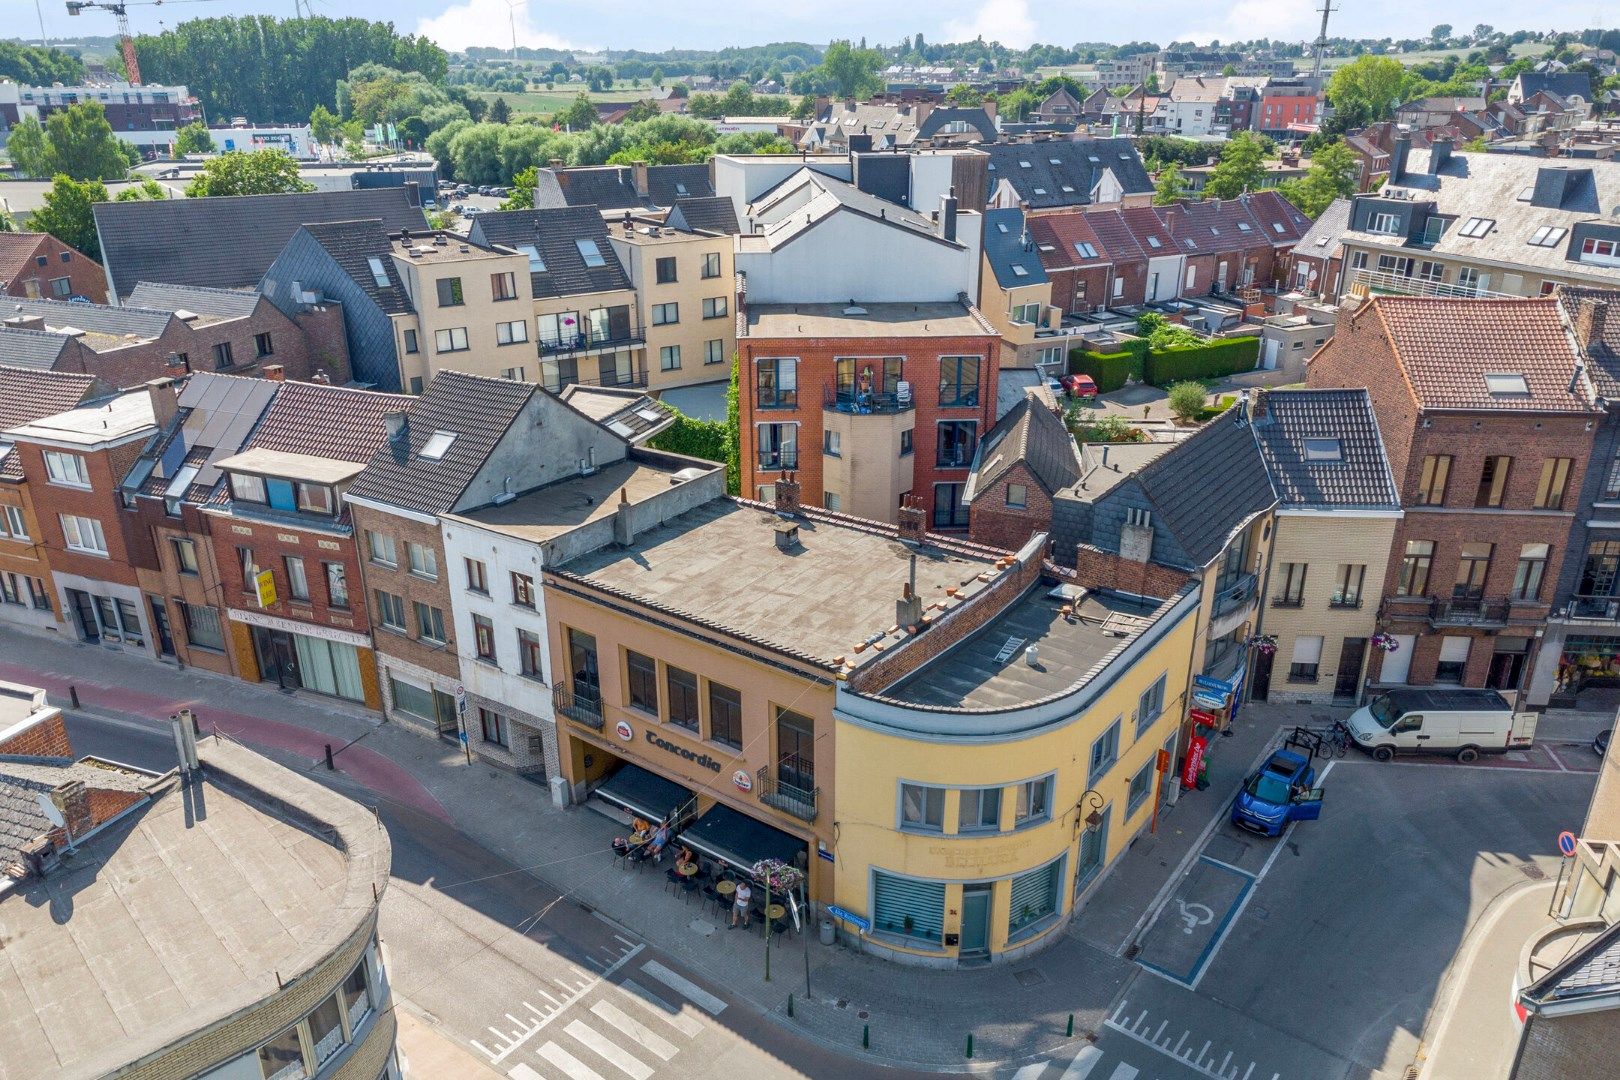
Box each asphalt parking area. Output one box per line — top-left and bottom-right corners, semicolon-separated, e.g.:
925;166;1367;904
1334;740;1601;773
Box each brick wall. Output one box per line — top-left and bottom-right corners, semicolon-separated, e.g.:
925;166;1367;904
1;235;108;304
1045;265;1113;315
15;437;148;587
1070;542;1194;599
968;461;1056;550
0;711;72;758
86;786;146;828
1515;1010;1620;1080
348;504;462;681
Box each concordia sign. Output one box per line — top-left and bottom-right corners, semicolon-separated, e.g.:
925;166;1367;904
645;730;723;772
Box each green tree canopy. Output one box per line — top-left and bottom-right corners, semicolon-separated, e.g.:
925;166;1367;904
946;83;983;105
1201;131;1269;199
1277;140;1359;217
4;117;52;179
184;149;315;197
818;40;884;98
310;104;341;145
558;93;600;131
0;41;86;85
172;122;214;156
488;97;512;124
41;102;132;182
502;166;537;210
116;179;171;201
1153;163;1186;205
1326;55;1412;127
28;175;109;260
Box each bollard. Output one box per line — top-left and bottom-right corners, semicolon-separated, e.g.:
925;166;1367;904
787;994;793;1018
862;1024;869;1050
1067;1013;1074;1038
324;743;335;771
69;684;80;709
966;1033;973;1059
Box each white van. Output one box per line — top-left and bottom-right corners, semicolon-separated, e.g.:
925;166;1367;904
1345;688;1538;762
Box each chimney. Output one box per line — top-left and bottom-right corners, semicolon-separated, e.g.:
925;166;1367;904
773;519;801;551
548;158;564;168
613;486;636;546
631;160;650;200
1429;137;1453;174
814;94;830;117
144;376;179;430
311;369;331;384
50;779;91;841
1251;387;1270;421
913;101;934;128
4;314;46;331
982;97;997;121
384;410;409;444
897;494;927;544
774;471;801;516
262;363;285;382
1390;133;1410;182
939;187;959;243
1575;299;1610;353
896;556;923;627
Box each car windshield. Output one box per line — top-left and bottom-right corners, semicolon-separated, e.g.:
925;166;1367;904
1245;772;1293;804
1369;695;1398;726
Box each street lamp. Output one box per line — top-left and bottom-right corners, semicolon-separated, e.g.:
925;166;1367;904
1072;789;1105;836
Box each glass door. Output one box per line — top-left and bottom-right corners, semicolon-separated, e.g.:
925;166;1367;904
1075;806;1112;896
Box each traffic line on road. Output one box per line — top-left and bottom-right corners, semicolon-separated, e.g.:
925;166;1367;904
1058;1044;1102;1078
618;979;705;1037
564;1019;653;1080
479;945;646;1065
589;1000;679;1061
1011;1062;1050;1079
535;1040;608;1080
638;959;727;1016
1105;999;1279;1080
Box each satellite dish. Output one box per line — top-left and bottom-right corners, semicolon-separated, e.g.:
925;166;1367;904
36;792;65;829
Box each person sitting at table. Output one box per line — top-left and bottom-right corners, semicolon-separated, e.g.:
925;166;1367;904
631;815;652;836
676;844;696;868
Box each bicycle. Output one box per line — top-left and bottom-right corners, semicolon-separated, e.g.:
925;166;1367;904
1321;720;1353;758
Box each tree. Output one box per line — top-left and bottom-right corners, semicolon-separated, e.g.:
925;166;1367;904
1221;63;1237;77
622;100;662;123
172;121;214;156
43;102;131;181
116;179;170;201
1153;163;1186;205
559;93;599;131
1474;24;1494;42
0;205;17;233
1201;132;1268;198
0;41;87;85
946;83;983;106
1431;24;1453;43
1277;140;1359;217
1326;55;1410;127
489;97;512;124
502;166;537;210
668;83;689;99
310;104;341;145
28;175;109;261
1167;381;1208;423
4;117;52;178
819;40;884;98
651;67;664;88
185;149;315;197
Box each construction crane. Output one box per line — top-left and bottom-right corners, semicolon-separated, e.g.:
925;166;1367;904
64;0;222;86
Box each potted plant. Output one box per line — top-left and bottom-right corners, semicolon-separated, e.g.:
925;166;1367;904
902;914;915;935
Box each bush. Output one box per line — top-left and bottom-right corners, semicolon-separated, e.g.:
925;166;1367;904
647;412;728;464
1167;381;1209;422
1144;336;1260;385
1069;348;1139;393
1068;410;1144;443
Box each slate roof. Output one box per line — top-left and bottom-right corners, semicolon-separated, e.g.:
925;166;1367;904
1520;917;1620;1010
0;365;103;480
967;395;1080;502
1367;295;1595;412
0;328;74;372
1558;285;1620;398
1250;389;1400;510
1294;197;1353;261
300;219;413;316
980;139;1153;210
94;187;427;301
468;206;633;300
125;281;262;319
803;102;997;148
743;168;955;251
1;295;173;339
667;196;741;236
1515;72;1595;102
535;164;714;211
982;208;1048;289
0;758;150;870
1129;408;1278;569
347;371;536;516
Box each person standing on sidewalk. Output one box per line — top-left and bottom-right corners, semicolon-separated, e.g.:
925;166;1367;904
731;879;752;929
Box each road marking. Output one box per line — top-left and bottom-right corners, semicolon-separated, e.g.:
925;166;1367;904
639;959;727;1015
473;1040;496;1058
537;1041;608;1080
507;1064;544;1080
619;979;704;1037
481;946;645;1065
613;934;638;949
1106;1064;1139;1080
1059;1045;1102;1078
564;1019;653;1080
590;1000;678;1060
1105;1001;1279;1080
1011;1063;1048;1079
601;943;645;979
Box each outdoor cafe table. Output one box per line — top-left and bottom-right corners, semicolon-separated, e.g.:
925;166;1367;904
765;904;786;920
677;862;699;877
715;880;736;897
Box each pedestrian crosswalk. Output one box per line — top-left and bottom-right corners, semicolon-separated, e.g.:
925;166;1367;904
500;957;725;1080
1007;1045;1145;1080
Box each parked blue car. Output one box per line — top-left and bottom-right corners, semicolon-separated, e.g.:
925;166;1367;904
1231;748;1324;837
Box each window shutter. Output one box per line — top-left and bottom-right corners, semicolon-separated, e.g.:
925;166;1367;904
872;873;945;941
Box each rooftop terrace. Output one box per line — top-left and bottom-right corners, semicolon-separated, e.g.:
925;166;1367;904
743;301;994;339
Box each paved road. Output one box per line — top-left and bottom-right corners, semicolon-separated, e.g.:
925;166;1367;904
58;711;898;1080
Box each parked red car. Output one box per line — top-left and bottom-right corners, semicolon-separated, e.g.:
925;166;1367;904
1061;374;1099;399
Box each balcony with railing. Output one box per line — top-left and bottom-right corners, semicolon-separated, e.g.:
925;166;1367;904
1345;268;1511;302
540;363;648;394
1379;595;1547;629
537;320;645;358
823;387;914;416
757;448;799;471
553;685;603;731
1207;572;1259;639
757;767;819;822
1557;595;1620;624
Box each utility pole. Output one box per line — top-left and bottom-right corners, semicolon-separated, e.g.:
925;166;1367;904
1310;0;1337;87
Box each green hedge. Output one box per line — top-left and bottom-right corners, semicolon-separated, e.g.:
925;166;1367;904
648;413;729;466
1069;348;1139;393
1144;336;1260;386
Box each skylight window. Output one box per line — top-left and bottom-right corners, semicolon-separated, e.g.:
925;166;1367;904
366;257;390;288
1457;217;1495;239
997;222;1009;233
1274;222;1287;234
1019;160;1032;168
515;243;545;271
1049;157;1062;164
1119;153;1132;160
1147;236;1162;249
1087;155;1101;162
419;431;458;460
1484;373;1529;395
674;182;689;195
1033;187;1047;195
1517;185;1536;201
576;238;607;267
1061;185;1075;192
1237;221;1252;232
1528;226;1569;247
1075;242;1098;258
1011;265;1029;277
1303;438;1342;461
1038;243;1055;251
1210;226;1221;236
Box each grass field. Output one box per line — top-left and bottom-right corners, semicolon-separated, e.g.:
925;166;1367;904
1035;41;1546;82
468;81;669;118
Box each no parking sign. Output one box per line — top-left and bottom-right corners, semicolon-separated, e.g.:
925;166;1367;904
1557;830;1578;858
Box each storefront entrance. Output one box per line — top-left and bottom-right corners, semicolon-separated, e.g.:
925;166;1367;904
959;884;993;958
250;625;366;701
1488;637;1531;692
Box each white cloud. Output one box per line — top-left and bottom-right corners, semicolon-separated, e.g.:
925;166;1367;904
1182;0;1319;48
942;0;1037;50
415;0;589;54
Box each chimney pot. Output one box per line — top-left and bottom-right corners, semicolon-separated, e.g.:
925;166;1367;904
898;495;928;543
262;363;285;382
774;471;802;516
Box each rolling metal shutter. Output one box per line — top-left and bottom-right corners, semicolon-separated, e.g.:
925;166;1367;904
872;873;945;942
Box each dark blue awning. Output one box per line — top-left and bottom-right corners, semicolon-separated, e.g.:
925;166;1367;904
593;764;693;824
680;802;806;875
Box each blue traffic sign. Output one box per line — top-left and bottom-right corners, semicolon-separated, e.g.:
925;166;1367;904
1558;830;1578;857
827;905;870;933
458;730;469;745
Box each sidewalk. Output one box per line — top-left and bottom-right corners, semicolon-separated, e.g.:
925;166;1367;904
0;627;1301;1069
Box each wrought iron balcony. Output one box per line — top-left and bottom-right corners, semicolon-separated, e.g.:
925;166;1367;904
553;686;603;731
756;767;818;822
1379;595;1544;629
537;323;645;358
541;364;648;394
1213;573;1259;618
757;449;799;471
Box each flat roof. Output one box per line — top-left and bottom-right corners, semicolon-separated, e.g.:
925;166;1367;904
553;499;999;668
0;738;387;1079
0;682;49;732
213;446;366;485
744;301;995;340
3;391;153;446
453;459;692;543
884;587;1165;708
391;233;508;264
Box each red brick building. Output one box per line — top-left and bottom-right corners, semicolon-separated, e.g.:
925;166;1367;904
0;232;107;303
964;395;1078;550
737;300;1000;527
1308;295;1601;691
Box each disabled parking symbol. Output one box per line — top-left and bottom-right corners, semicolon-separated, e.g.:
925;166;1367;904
1174;899;1215;935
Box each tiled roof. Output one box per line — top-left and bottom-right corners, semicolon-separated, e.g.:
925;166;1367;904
347;370;536;516
126;281;262;319
982;208;1048;288
1558;285;1620;398
0;364;102;479
94;187;427;301
559;385;675;443
469;206;633;300
0;759;150;869
1251;389;1400;509
1368;295;1595;412
537;164;713;211
301;219;414;315
667;196;741;236
0;233;46;290
1027;211;1110;270
1521;916;1620;1009
980;138;1153;210
0;328;74;372
1131;408;1278;569
1;295;173;340
244;380;412;464
968;395;1080;500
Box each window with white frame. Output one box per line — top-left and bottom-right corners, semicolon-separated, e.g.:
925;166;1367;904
497;319;528;345
702;296;728;319
1088;719;1121;784
43;451;90;487
59;514;106;555
2;505;26;539
1014;774;1054;827
406;542;438;579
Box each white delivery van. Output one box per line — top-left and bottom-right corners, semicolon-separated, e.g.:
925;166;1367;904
1344;688;1537;762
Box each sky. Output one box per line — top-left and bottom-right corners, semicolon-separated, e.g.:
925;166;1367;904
1;0;1604;56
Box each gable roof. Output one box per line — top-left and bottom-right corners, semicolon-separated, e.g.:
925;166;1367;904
347;371;537;516
0;328;74;372
1027;211;1110;271
667;196;741;236
1367;295;1594;412
1519;915;1620;1014
0;233;47;291
1250;389;1400;510
535;164;714;211
742;167;957;253
123;372;281;502
1129;408;1278;569
126;281;262;319
967;394;1080;501
468;205;633;299
1515;71;1594;102
244;380;412;464
1294;196;1353;261
980;139;1153;210
1;295;173;340
558;385;675;443
94;187;427;301
299;219;413;316
1558;286;1620;398
804;101;996;148
0;364;103;479
0;758;151;871
982;208;1048;289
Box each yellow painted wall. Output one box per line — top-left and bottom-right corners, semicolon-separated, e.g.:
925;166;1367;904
822;408;912;521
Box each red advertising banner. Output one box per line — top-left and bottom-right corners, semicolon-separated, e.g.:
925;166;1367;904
1190;709;1221;730
1181;733;1209;790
